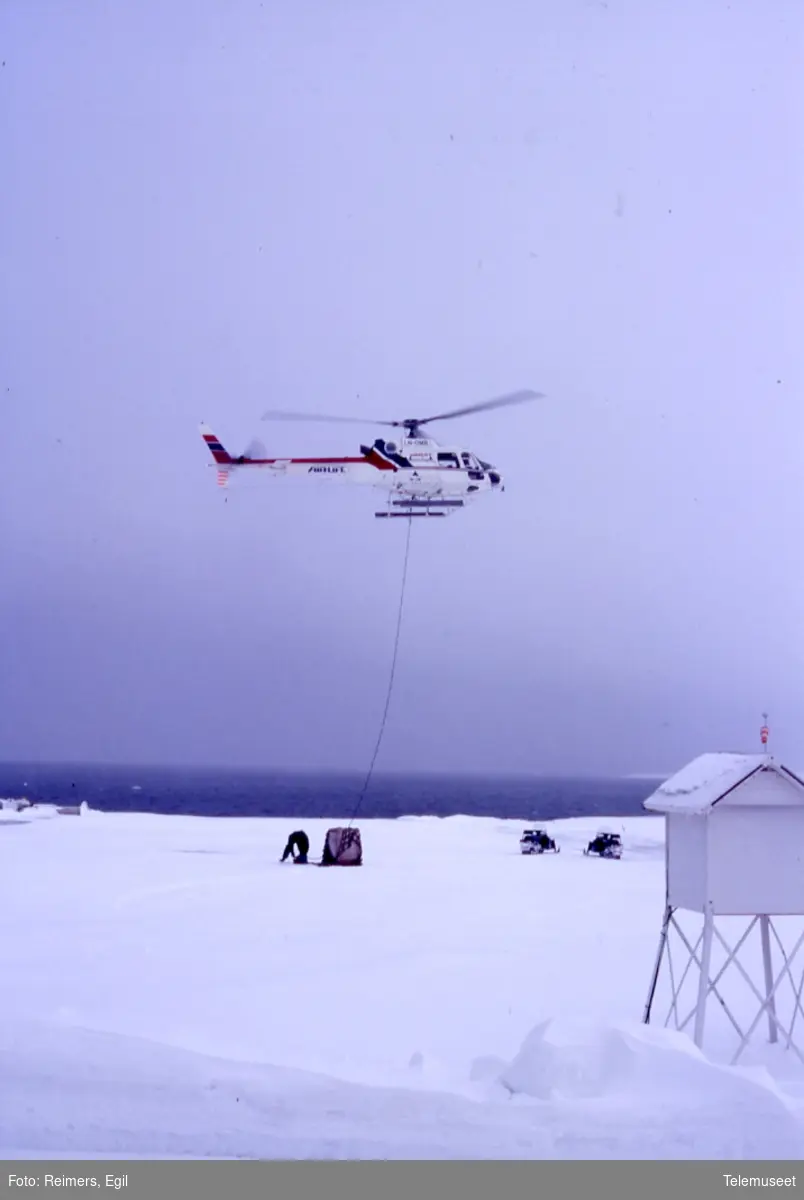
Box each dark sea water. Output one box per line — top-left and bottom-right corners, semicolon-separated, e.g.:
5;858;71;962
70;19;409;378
0;761;660;821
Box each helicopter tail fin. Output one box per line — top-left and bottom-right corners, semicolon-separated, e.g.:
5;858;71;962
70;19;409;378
199;424;233;465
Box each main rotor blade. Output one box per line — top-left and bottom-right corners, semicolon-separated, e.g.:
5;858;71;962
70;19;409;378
261;408;396;427
261;388;544;431
414;389;545;427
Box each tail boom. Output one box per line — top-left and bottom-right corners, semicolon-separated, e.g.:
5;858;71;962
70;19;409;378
199;423;393;485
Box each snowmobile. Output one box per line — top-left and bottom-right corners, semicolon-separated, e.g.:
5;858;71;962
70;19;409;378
583;830;623;859
519;828;559;855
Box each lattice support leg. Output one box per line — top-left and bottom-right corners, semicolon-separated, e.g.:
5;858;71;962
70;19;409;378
693;905;715;1048
643;904;672;1025
759;915;779;1045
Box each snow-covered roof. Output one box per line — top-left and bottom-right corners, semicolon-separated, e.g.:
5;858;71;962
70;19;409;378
642;753;804;815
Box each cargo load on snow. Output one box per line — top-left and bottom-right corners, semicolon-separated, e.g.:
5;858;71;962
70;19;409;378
320;826;363;866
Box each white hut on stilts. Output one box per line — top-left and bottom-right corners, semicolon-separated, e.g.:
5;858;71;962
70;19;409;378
641;740;804;1065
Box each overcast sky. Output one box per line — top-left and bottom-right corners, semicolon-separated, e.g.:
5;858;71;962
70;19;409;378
2;0;802;777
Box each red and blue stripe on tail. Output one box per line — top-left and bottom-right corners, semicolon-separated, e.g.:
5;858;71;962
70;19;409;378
199;424;233;465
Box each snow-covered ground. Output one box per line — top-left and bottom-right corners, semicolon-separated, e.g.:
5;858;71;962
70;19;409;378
3;805;804;1158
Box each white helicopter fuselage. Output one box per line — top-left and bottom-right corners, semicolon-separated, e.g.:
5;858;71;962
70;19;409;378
269;438;496;494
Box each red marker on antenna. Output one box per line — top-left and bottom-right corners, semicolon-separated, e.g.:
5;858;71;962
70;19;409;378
760;713;769;747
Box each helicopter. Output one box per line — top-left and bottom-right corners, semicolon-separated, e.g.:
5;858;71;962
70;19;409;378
200;388;544;518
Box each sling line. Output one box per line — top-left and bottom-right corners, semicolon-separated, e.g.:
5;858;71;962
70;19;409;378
347;517;414;827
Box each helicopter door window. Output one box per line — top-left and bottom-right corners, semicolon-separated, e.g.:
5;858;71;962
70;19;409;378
437;453;460;468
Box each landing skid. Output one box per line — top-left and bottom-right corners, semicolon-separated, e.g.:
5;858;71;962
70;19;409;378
375;497;466;520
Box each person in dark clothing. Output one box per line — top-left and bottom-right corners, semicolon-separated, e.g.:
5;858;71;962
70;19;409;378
280;829;310;864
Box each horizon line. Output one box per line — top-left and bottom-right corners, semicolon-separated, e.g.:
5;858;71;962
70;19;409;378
0;757;671;782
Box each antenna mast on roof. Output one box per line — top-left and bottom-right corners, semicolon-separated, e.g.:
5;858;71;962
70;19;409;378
760;712;770;751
